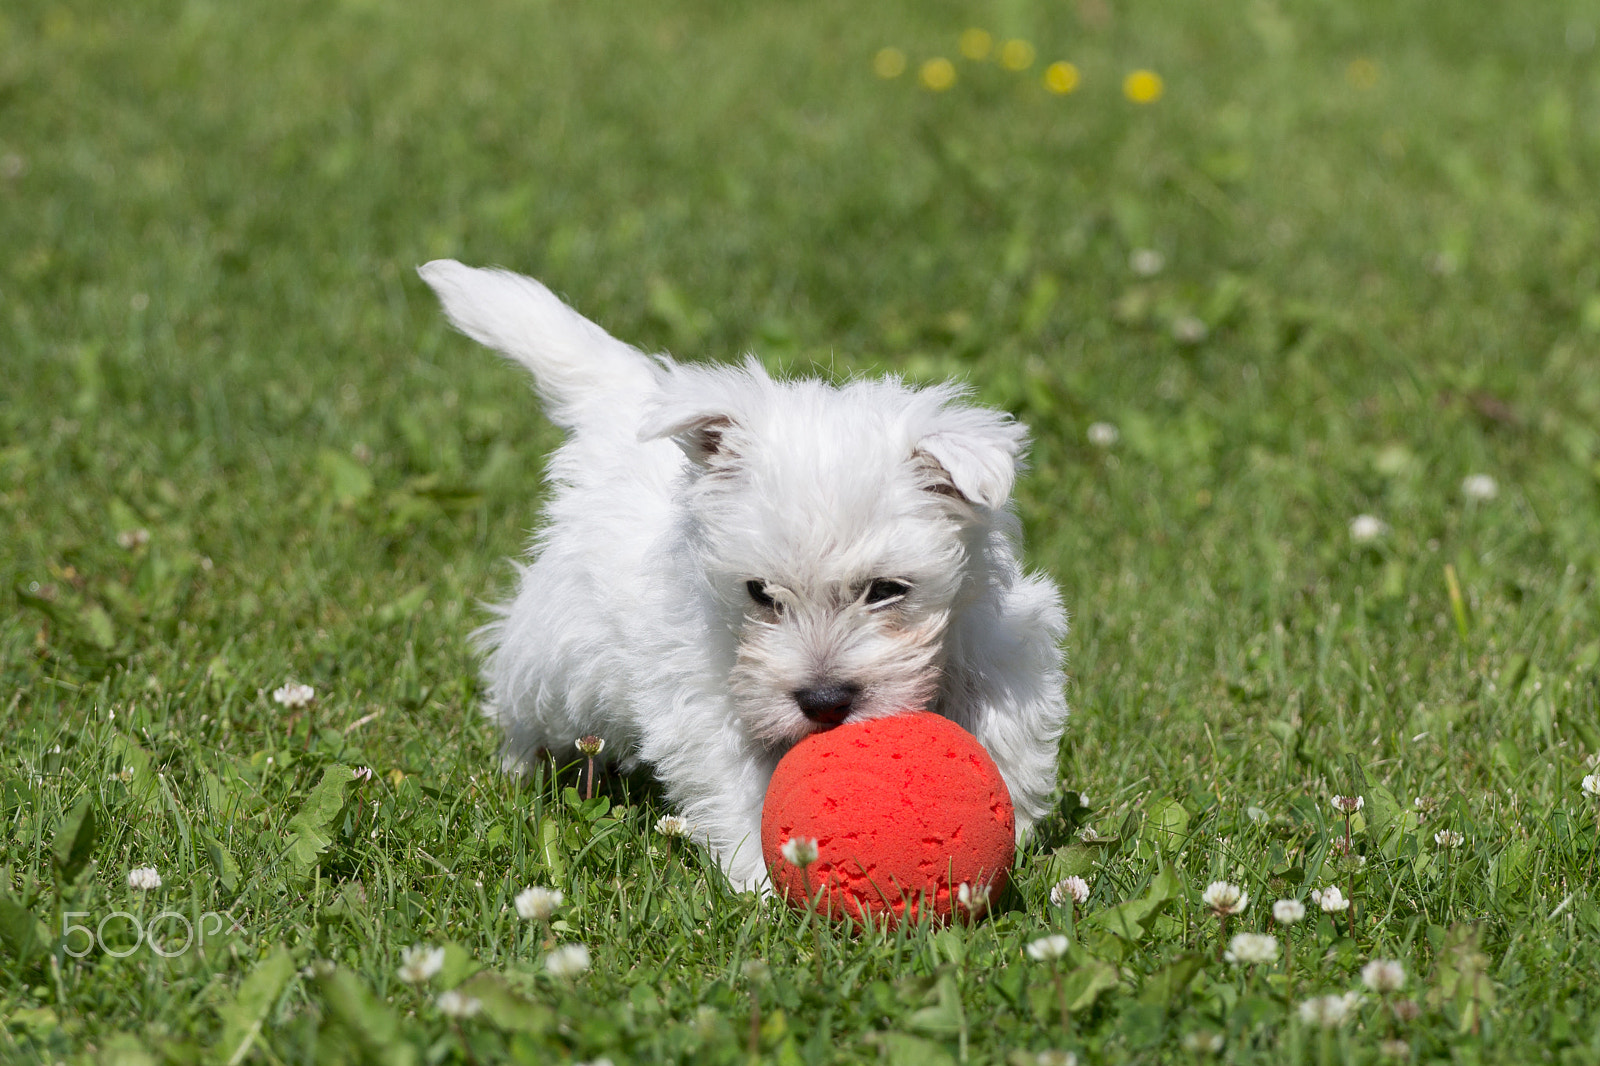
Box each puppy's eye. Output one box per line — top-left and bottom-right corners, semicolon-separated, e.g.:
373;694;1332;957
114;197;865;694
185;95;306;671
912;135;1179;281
746;580;777;610
863;579;911;607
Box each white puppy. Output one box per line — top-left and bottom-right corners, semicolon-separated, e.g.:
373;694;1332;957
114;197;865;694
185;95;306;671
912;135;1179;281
419;261;1069;892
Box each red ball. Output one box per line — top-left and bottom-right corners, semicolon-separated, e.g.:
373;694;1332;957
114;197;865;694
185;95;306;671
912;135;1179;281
761;711;1015;925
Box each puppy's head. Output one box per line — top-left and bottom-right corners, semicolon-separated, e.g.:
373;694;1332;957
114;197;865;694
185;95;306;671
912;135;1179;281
639;359;1027;746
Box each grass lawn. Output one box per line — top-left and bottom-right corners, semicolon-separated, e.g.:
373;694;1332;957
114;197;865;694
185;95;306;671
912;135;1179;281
5;0;1600;1061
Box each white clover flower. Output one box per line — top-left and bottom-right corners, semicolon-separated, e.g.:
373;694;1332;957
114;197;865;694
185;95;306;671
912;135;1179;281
654;814;690;838
1272;898;1306;925
1086;422;1119;448
545;943;591;978
1033;1052;1077;1066
1361;959;1406;993
1180;1031;1224;1054
1331;794;1364;814
1378;1039;1410;1060
576;735;605;756
1026;934;1070;961
1586;753;1600;771
127;867;162;891
1311;886;1350;913
352;766;374;783
1434;829;1464;848
515;885;563;921
780;836;818;867
1297;992;1360;1028
398;945;445;984
1171;315;1209;345
1201;881;1249;916
1050;876;1091;907
1129;248;1166;276
435;990;482;1018
1349;514;1388;544
1460;474;1498;501
116;528;151;550
1224;933;1279;966
1582;774;1600;798
272;682;315;709
740;960;771;984
957;881;991;913
112;766;135;784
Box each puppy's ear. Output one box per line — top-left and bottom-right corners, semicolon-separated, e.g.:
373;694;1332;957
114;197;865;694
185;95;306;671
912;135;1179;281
914;407;1029;511
638;406;738;466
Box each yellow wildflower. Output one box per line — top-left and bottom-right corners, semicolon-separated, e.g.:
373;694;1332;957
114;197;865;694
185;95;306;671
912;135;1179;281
920;57;956;91
1123;69;1164;103
1346;58;1379;89
999;39;1036;71
1044;61;1081;95
959;28;992;61
874;47;907;79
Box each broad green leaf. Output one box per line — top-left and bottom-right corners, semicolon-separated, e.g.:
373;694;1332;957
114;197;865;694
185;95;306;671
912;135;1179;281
1363;782;1404;857
52;796;100;884
1085;870;1178;941
78;603;116;649
0;891;48;965
885;1033;956;1066
1143;796;1190;855
1139;953;1204;1007
5;1006;58;1036
437;941;482;990
217;947;296;1066
205;834;241;892
315;966;418;1066
318;448;374;507
110;731;159;811
1490;839;1534;902
1044;844;1097;883
96;1034;157;1066
905;973;964;1037
1063;958;1121;1011
539;818;567;882
454;972;553;1034
283;765;354;872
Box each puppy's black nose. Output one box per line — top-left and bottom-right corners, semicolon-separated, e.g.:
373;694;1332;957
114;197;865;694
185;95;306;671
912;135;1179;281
794;683;859;726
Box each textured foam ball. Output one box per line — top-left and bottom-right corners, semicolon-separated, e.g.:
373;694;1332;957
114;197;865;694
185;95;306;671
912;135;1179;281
761;711;1015;925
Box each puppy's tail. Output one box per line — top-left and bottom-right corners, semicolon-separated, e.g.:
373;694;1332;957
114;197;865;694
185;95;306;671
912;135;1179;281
418;260;661;430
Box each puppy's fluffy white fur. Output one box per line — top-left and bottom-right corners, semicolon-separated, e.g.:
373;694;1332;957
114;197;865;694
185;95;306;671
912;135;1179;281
420;260;1069;892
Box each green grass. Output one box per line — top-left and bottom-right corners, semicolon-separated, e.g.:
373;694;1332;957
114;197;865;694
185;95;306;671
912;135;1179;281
5;0;1600;1061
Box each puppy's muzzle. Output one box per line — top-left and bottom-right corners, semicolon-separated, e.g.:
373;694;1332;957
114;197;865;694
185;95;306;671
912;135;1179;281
793;683;859;726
